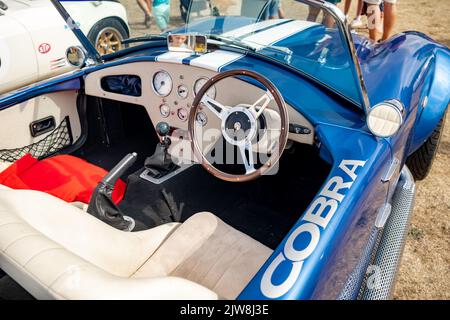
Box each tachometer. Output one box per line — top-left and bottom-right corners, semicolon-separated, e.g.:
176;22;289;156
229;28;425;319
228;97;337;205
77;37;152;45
153;71;172;96
194;77;216;99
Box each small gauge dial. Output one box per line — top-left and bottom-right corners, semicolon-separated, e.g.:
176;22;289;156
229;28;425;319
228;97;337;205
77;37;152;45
159;104;170;118
177;108;188;122
177;85;189;99
153;71;172;96
194;77;216;99
196;112;208;126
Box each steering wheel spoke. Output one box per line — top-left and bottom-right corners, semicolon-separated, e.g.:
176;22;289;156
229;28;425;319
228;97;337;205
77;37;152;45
201;95;228;119
249;90;274;119
238;142;256;174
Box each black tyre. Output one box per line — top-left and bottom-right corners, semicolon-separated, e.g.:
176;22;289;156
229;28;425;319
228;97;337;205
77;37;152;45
406;111;447;180
87;17;129;55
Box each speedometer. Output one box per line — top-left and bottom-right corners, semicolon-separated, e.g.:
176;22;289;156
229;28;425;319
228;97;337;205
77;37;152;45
153;71;173;96
194;77;216;99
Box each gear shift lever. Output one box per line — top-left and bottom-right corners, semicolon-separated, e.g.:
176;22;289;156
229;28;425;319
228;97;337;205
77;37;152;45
88;153;137;231
144;122;177;179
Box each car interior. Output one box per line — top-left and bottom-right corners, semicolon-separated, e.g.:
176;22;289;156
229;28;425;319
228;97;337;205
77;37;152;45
0;59;332;300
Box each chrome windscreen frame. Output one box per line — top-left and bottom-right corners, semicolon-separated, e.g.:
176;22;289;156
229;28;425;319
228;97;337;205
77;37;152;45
299;0;371;115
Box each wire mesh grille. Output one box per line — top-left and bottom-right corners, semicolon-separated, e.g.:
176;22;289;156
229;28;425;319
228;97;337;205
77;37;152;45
0;117;73;162
360;168;416;300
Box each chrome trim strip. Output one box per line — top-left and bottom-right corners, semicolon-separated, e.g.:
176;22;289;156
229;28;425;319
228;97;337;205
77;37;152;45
374;203;392;229
382;157;400;182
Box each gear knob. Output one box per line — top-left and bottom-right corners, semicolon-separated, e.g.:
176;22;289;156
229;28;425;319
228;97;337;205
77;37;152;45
156;122;170;137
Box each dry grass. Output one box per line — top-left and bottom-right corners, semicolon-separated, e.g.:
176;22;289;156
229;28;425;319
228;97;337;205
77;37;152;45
121;0;449;299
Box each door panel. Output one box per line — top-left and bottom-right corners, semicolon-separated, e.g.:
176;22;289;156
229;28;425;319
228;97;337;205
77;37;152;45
0;90;81;164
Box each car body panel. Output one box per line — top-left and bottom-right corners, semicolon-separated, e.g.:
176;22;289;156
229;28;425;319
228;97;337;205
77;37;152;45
0;14;39;91
354;32;450;155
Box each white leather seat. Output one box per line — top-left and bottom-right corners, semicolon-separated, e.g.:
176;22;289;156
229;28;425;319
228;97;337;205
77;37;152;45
0;187;271;300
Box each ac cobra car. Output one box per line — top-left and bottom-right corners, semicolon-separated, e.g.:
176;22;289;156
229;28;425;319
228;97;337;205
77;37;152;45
0;0;448;300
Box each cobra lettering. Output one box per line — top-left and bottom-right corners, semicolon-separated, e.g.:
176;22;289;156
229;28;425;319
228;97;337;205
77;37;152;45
260;159;366;298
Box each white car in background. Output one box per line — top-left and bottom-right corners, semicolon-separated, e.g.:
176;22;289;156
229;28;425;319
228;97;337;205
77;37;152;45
0;0;129;94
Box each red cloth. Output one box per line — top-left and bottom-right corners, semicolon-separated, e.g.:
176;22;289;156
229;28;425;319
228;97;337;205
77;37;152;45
0;154;126;204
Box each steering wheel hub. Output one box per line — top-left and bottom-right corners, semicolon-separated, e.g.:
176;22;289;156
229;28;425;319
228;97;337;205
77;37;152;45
221;107;256;145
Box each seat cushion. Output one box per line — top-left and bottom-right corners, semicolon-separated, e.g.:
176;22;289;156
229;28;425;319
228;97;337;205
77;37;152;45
133;212;273;300
0;154;126;204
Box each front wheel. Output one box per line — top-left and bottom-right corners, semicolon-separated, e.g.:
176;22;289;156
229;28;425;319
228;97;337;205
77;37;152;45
87;18;129;55
406;112;446;180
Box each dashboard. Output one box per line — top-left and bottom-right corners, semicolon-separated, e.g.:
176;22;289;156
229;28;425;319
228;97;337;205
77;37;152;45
84;61;314;162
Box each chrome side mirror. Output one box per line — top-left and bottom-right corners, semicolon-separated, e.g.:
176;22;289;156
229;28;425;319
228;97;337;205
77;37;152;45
167;34;207;54
65;45;87;68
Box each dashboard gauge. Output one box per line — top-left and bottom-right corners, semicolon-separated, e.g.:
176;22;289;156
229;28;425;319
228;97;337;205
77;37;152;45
177;108;188;122
196;112;208;126
159;104;170;118
153;70;172;96
177;85;189;99
194;77;216;99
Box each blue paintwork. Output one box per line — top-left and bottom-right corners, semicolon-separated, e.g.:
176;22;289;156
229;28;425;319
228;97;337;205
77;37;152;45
354;32;450;153
0;17;448;300
239;125;391;299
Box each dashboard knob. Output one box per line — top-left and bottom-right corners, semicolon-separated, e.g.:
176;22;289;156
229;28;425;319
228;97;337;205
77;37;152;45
156;122;170;137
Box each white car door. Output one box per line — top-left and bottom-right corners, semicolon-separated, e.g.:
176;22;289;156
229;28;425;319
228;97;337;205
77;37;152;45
0;14;38;94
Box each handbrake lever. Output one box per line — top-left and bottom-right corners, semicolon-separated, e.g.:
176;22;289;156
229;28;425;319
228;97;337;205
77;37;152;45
87;153;137;231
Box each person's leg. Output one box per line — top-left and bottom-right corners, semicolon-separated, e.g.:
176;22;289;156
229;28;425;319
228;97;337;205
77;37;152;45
323;12;336;28
307;7;321;22
356;0;364;16
344;0;352;16
268;0;280;19
350;0;364;28
136;0;151;15
136;0;152;27
382;0;397;41
365;0;383;41
278;1;285;19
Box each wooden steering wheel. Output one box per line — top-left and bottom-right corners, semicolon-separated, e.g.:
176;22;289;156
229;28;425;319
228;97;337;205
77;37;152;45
189;69;289;182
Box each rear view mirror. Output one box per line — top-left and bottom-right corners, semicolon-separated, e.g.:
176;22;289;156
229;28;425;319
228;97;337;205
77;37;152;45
65;46;87;68
167;34;207;54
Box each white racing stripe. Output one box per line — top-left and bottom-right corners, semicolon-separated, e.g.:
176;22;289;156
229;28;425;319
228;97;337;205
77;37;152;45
222;19;291;38
156;51;193;64
241;20;318;49
189;50;245;71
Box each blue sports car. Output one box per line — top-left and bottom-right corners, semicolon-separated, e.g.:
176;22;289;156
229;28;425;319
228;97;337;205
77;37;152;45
0;0;448;300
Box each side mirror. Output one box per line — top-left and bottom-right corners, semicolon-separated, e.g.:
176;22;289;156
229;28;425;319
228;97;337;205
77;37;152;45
65;45;87;68
167;34;207;54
